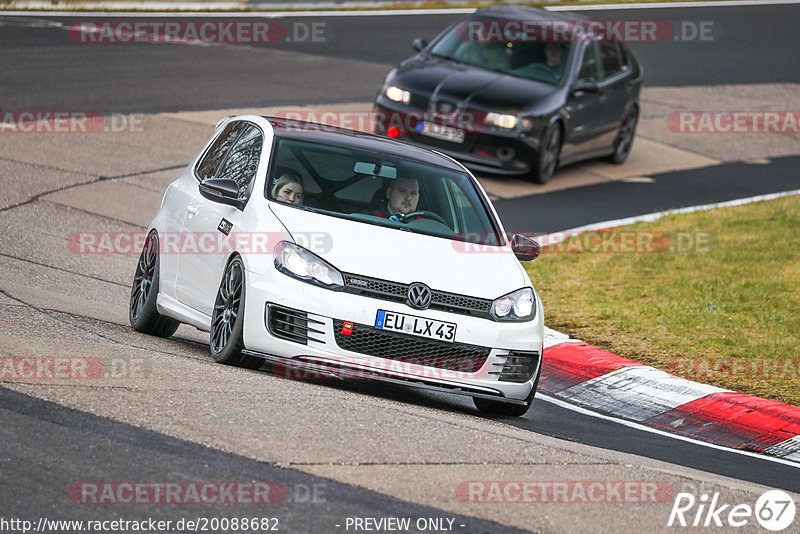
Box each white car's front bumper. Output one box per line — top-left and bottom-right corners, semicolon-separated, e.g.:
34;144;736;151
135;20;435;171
241;270;544;404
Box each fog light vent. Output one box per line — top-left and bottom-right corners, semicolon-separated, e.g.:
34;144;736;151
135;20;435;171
267;304;325;345
497;146;516;162
498;351;539;383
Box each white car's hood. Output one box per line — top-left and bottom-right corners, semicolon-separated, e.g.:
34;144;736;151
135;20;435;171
270;203;529;300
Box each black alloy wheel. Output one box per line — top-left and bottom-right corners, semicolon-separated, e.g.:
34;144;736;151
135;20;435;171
129;232;179;337
528;123;562;184
608;106;639;164
210;257;261;369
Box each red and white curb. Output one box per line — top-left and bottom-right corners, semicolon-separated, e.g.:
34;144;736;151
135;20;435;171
535;191;800;464
541;327;800;464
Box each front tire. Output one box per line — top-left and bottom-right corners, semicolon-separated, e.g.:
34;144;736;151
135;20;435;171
607;106;638;164
473;366;541;417
526;123;562;184
210;256;261;369
129;232;180;337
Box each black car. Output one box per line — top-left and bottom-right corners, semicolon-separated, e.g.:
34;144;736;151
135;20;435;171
373;5;644;183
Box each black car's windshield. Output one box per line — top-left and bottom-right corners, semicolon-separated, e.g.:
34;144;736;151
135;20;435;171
430;20;572;85
267;138;504;246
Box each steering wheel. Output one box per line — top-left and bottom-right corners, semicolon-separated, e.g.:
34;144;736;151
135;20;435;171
398;211;448;226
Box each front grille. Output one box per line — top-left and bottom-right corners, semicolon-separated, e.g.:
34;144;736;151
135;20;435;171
267;304;325;345
430;292;491;316
342;273;492;319
409;93;430;110
344;274;406;302
333;320;489;373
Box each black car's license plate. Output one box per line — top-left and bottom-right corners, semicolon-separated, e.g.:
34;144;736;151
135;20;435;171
417;122;465;143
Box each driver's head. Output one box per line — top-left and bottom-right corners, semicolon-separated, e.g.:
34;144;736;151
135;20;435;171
272;172;304;205
545;42;565;67
386;177;419;215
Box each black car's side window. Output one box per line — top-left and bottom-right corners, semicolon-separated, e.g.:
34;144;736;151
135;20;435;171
215;125;263;200
194;121;248;182
577;43;600;82
599;41;625;79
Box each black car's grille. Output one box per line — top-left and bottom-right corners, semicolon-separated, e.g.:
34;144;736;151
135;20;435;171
333;320;489;373
409;93;430;110
267;304;325;345
342;273;492;319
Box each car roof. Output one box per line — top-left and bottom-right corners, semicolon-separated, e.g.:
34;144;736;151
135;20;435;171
264;117;466;172
471;5;590;23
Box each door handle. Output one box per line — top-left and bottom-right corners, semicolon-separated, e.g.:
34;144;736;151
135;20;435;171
186;206;198;214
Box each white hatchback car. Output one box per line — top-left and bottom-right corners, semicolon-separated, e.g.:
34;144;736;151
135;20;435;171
129;116;544;416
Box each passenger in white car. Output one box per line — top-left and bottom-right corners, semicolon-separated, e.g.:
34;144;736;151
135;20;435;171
271;172;304;205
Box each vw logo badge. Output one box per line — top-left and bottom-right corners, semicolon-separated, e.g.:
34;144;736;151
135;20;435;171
407;282;432;310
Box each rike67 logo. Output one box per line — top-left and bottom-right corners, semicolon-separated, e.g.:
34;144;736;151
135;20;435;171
668;489;796;530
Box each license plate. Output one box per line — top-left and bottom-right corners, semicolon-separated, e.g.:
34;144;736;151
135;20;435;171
417;121;465;144
375;310;457;343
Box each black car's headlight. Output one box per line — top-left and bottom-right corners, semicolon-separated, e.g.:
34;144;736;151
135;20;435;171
274;241;344;290
384;85;411;105
491;287;535;322
485;112;518;129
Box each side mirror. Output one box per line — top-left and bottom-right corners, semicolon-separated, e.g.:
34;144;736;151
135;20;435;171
199;178;245;210
511;234;541;262
412;38;428;52
571;79;600;96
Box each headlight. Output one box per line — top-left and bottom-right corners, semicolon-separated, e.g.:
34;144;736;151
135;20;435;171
385;85;411;105
491;287;535;321
485;112;518;129
274;241;344;290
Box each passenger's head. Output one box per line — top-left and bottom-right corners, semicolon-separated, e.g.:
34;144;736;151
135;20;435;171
272;172;304;205
386;177;420;214
545;42;566;67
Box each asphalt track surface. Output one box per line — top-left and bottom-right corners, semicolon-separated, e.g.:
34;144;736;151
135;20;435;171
305;381;800;494
1;387;529;534
1;5;799;113
2;4;800;532
496;153;800;232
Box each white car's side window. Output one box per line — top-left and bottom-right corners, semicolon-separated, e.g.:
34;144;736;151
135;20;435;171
215;125;263;200
194;121;248;182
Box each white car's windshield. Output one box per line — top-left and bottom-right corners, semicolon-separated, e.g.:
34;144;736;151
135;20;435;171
267;138;504;246
430;20;571;85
